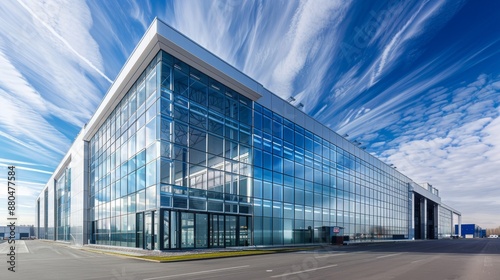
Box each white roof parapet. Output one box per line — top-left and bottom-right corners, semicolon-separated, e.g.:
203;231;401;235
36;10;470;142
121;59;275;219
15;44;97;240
409;182;441;204
83;18;263;141
155;18;263;101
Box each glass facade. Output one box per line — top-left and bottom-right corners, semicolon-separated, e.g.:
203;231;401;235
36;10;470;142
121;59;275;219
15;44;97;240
439;207;453;238
252;104;408;244
46;186;54;240
90;52;160;247
34;21;462;248
43;189;48;239
87;49;411;249
89;51;253;248
56;168;71;241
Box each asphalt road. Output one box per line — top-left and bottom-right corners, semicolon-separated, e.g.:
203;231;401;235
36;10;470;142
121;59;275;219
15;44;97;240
2;239;500;280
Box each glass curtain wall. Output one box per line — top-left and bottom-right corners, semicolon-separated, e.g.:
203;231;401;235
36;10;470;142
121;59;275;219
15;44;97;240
439;207;453;238
158;51;253;248
44;189;48;239
47;184;55;240
89;50;253;249
158;52;253;215
56;168;71;241
90;52;161;247
89;48;409;249
252;103;409;245
37;199;40;238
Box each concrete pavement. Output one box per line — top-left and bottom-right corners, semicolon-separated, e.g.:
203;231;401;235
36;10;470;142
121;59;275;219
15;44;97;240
2;239;500;279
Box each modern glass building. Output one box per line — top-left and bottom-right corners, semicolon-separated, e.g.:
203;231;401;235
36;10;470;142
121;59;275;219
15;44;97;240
35;18;461;249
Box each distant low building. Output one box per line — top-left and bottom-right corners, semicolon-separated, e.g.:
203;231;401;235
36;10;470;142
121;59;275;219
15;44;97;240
0;225;35;240
455;224;484;238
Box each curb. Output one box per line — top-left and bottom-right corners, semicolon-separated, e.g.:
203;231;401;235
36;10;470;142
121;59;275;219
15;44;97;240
79;246;317;263
80;248;162;263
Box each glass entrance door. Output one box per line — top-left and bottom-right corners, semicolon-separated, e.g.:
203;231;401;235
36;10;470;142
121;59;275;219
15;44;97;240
136;212;144;249
195;213;208;248
210;214;224;248
170;211;179;249
181;212;194;248
161;209;169;250
239;216;249;246
145;211;153;250
225;215;237;247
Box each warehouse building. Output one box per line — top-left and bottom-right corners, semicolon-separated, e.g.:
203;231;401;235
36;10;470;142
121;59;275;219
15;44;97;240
35;18;460;249
0;225;35;240
455;224;484;238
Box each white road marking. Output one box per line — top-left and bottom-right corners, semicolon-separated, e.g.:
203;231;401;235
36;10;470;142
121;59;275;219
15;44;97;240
271;264;338;278
0;242;11;254
15;256;100;262
316;253;348;258
0;240;29;254
25;241;31;253
17;240;30;253
65;250;81;259
376;253;403;259
76;250;97;257
142;265;250;280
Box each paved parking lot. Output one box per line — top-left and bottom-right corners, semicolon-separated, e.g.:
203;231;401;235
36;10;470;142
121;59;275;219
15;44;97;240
2;239;500;279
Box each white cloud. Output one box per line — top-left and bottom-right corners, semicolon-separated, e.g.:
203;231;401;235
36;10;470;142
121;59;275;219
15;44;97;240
0;172;49;225
0;0;112;224
15;0;111;83
378;75;500;228
0;158;50;167
270;1;346;97
371;1;428;85
0;1;107;126
168;1;351;111
129;0;150;31
0;85;69;161
321;1;468;138
0;163;52;175
82;1;500;231
0;0;110;163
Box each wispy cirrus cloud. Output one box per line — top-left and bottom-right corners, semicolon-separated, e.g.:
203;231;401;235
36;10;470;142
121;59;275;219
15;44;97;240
0;0;113;224
0;0;110;160
14;0;112;83
0;158;51;168
166;0;351;110
129;0;151;31
317;1;466;132
368;0;459;86
0;176;47;225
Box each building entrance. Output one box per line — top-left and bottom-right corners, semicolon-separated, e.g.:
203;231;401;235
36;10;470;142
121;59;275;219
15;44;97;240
210;214;225;247
157;210;250;250
414;194;438;240
136;211;155;250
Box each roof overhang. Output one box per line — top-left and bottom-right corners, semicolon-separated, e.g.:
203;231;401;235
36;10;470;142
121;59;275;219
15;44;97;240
83;18;263;141
409;182;441;204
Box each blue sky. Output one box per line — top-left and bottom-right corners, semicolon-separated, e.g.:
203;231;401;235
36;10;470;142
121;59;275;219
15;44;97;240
0;0;499;229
